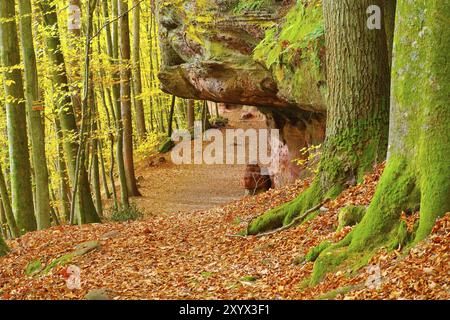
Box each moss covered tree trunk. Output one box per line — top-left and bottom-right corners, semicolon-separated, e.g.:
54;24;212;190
311;0;450;284
0;203;7;238
39;0;100;224
0;0;37;234
248;0;390;235
348;0;449;248
119;0;140;197
18;0;52;230
0;233;8;256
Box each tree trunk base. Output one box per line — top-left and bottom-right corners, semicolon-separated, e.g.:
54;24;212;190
310;157;423;285
0;237;9;256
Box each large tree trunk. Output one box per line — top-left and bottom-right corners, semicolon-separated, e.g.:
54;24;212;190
0;0;37;234
39;0;100;224
311;0;450;285
248;0;390;235
18;0;51;230
132;0;146;140
119;0;140;196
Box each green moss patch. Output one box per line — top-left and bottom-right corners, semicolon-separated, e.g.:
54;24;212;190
305;240;332;262
337;205;366;231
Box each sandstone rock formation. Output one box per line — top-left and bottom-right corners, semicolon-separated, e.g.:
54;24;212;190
157;0;327;185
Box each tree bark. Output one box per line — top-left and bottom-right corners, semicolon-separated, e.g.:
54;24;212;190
96;50;116;203
384;0;397;68
0;163;19;238
18;0;51;230
68;0;82;121
187;99;195;131
0;200;8;239
91;100;103;217
98;139;111;199
54;118;71;222
349;0;450;247
167;96;176;137
119;0;140;196
132;0;146;140
0;233;8;256
147;6;156;132
0;0;37;234
248;0;390;235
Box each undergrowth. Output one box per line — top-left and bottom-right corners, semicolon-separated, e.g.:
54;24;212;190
109;203;144;222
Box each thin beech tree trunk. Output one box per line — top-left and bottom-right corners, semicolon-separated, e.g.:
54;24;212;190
0;0;37;234
18;0;51;230
119;0;140;196
132;0;146;139
0;163;19;238
103;0;129;208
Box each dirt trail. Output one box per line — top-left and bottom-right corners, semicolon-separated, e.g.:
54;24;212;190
131;107;267;215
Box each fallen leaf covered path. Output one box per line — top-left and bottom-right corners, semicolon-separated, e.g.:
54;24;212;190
1;164;448;300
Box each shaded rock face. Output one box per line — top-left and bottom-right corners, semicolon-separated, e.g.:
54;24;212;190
263;106;325;185
157;0;326;185
158;0;294;108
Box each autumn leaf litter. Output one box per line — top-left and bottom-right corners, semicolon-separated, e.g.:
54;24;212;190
0;164;448;300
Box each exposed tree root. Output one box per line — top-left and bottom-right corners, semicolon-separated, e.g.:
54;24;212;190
310;157;428;286
253;198;331;238
246;180;329;235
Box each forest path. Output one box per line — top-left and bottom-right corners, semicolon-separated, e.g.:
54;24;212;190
130;107;267;216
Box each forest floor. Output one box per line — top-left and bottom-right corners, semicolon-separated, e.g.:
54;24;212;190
130;106;267;215
0;109;448;300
